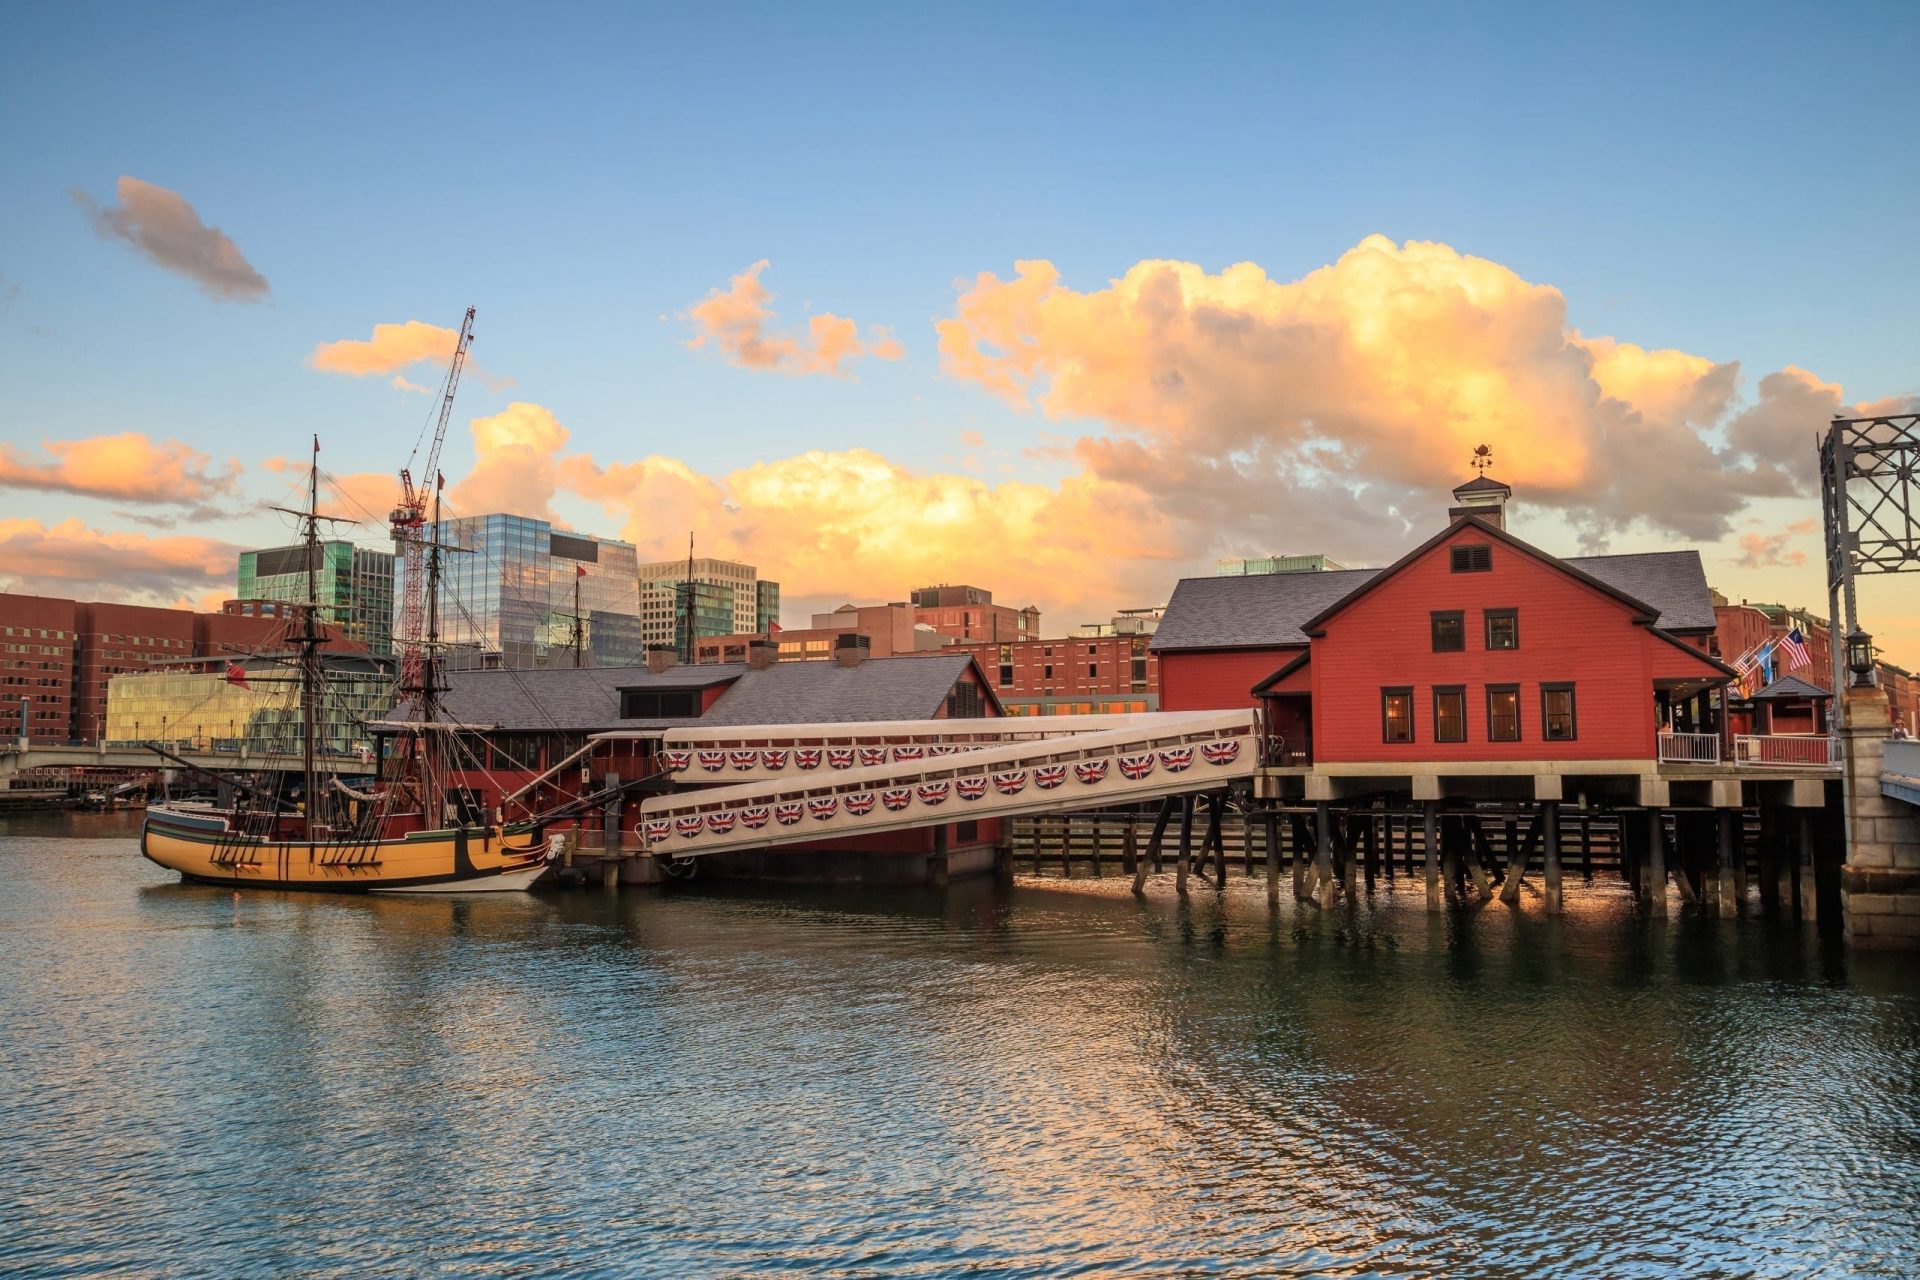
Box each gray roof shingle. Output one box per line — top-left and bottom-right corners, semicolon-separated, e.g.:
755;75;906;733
411;654;982;733
1149;569;1381;651
1565;550;1716;631
1752;673;1831;700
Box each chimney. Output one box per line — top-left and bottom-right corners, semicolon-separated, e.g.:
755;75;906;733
747;638;779;670
645;644;676;675
834;633;870;668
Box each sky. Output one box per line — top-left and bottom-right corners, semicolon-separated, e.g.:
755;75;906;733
1;2;1916;660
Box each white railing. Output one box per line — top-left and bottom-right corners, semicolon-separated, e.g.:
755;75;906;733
1734;734;1841;768
1657;731;1721;764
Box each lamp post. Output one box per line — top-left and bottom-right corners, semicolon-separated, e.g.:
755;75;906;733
1846;629;1876;688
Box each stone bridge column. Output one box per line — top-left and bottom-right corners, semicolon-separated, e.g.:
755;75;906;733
1839;687;1920;948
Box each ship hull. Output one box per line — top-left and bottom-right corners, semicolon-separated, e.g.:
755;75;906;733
141;805;551;893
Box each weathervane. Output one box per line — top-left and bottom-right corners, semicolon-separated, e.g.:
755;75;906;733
1470;444;1494;476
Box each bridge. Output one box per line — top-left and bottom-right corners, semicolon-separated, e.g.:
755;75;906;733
613;710;1259;857
1884;738;1920;808
0;741;371;782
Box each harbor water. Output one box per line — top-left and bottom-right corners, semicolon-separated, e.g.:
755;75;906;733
2;812;1916;1278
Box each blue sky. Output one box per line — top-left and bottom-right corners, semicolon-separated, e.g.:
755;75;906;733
1;2;1915;646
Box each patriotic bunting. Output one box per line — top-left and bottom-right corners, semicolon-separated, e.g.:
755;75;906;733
956;776;988;800
892;746;925;761
858;747;888;767
660;750;691;772
1117;753;1154;780
807;796;839;820
706;811;737;834
643;818;672;844
1158;746;1195;772
992;770;1028;795
827;747;856;769
761;749;789;770
881;787;913;811
696;750;726;772
728;749;758;771
1201;740;1241;766
916;781;951;805
1073;759;1110;784
674;815;704;838
794;748;824;770
1035;764;1068;789
740;805;772;829
845;792;877;815
774;801;804;826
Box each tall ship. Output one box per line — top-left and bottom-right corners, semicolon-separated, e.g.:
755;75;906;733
141;309;552;892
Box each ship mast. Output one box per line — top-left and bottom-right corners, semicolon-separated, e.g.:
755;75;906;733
300;437;323;839
420;474;445;818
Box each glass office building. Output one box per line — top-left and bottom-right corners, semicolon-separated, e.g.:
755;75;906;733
105;653;394;758
237;541;395;655
416;515;643;670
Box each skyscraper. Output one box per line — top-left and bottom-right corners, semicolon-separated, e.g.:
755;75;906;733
417;514;643;670
237;540;395;655
637;556;780;655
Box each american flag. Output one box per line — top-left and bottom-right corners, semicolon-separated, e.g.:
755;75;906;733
1779;628;1811;670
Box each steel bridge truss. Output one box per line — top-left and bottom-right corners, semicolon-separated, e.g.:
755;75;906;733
1820;412;1919;641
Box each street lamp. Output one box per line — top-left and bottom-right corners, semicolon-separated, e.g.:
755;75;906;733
1846;629;1876;687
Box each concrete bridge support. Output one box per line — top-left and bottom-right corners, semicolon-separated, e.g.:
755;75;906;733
1838;687;1920;949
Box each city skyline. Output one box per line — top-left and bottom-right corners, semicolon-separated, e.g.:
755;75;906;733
1;5;1915;662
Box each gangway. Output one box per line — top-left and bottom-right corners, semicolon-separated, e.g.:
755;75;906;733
614;709;1258;857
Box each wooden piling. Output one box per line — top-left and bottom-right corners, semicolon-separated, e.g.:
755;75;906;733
1291;814;1311;901
1205;794;1226;887
1645;809;1667;911
1423;801;1440;912
1314;801;1334;903
1579;813;1593;881
1716;810;1738;914
1264;811;1281;904
1175;794;1195;896
1543;802;1562;915
1795;809;1817;921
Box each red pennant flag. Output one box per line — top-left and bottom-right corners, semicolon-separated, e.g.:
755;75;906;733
576;565;588;577
224;664;250;690
768;621;783;634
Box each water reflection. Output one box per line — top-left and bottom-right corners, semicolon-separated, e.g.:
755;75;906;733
0;818;1914;1278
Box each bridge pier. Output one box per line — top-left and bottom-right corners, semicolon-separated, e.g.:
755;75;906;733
1838;688;1920;948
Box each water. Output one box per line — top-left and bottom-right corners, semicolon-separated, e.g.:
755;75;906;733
2;813;1916;1278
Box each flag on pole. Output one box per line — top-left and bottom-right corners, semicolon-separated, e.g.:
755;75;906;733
576;565;588;578
768;621;783;634
223;664;250;690
1757;638;1777;686
1779;628;1811;670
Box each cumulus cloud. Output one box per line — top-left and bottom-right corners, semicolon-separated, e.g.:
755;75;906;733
448;403;570;520
0;518;239;598
309;318;509;392
935;235;1913;551
1735;518;1819;569
687;261;904;377
0;432;240;507
72;177;268;302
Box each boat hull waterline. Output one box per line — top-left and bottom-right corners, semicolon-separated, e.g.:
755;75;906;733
141;806;551;893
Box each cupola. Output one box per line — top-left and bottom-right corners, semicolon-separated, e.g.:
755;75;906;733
1448;444;1512;529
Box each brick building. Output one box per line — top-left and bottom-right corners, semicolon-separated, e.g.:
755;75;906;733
1713;597;1916;734
910;584;1039;643
0;591;355;744
693;602;950;665
945;633;1159;716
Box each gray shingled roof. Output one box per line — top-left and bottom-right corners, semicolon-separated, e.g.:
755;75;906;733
1752;673;1831;700
1149;569;1381;651
1565;551;1716;631
410;654;980;732
1152;546;1718;652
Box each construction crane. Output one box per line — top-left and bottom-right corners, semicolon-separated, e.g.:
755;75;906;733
391;306;476;709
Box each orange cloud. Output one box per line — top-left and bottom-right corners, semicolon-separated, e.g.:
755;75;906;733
71;177;268;302
0;518;239;598
447;403;570;520
1735;518;1819;569
687;261;903;377
310;320;462;377
0;432;240;506
934;235;1907;546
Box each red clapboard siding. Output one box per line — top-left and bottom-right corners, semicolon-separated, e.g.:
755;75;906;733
1311;526;1670;763
1159;649;1291;711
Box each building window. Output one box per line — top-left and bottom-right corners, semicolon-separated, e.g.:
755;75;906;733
1485;609;1518;650
1451;544;1492;573
1043;664;1053;679
619;689;700;719
1381;687;1414;743
1431;611;1465;652
1433;686;1466;743
1542;683;1577;741
1087;663;1098;677
1487;685;1521;741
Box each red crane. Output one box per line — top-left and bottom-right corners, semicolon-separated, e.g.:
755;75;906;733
392;306;476;708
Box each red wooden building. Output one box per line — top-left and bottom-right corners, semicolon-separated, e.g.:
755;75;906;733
1152;476;1736;765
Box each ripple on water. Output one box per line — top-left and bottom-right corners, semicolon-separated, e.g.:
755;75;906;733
0;817;1915;1278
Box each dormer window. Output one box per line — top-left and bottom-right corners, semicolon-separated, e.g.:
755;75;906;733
620;688;701;718
1450;544;1492;573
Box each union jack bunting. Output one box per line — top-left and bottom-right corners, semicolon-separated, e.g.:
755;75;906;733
1201;740;1241;766
674;815;704;838
660;750;691;772
1780;628;1812;670
956;776;988;800
643;818;672;844
1073;759;1110;784
1158;746;1195;772
774;802;804;826
706;811;737;834
728;749;759;771
881;787;913;811
892;745;925;761
827;748;856;769
844;792;877;815
696;750;726;772
807;796;839;820
761;749;789;770
992;769;1028;795
794;748;824;770
1035;764;1068;789
1117;753;1155;780
916;781;951;805
928;744;959;756
740;805;772;829
858;747;888;767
